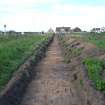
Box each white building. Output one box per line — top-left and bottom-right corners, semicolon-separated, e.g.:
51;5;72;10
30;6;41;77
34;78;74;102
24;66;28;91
91;27;105;33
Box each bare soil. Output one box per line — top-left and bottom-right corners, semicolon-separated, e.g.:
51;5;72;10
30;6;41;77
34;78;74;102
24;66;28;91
20;37;105;105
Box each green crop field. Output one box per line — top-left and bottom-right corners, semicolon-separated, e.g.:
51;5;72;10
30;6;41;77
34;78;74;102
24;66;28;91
0;34;52;91
74;32;105;91
83;58;105;91
76;32;105;49
82;33;105;91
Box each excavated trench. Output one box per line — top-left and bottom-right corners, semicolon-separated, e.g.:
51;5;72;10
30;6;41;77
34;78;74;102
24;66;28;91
20;37;104;105
0;36;104;105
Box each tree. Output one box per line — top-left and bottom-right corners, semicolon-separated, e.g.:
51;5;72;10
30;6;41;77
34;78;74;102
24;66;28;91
41;31;44;34
73;27;82;32
4;24;7;35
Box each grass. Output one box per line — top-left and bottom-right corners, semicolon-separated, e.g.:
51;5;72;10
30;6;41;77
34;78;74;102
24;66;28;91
74;32;105;50
84;34;105;49
0;35;52;91
83;58;105;91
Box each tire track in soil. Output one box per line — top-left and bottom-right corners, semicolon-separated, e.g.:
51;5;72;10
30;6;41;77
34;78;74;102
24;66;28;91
20;37;84;105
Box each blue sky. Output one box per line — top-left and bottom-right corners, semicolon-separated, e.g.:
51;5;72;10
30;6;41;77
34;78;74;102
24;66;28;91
0;0;105;32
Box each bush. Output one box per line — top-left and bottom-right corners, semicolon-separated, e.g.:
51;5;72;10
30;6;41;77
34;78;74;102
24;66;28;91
83;58;105;91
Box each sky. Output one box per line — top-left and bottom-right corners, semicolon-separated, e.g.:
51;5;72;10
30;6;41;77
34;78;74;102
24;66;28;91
0;0;105;32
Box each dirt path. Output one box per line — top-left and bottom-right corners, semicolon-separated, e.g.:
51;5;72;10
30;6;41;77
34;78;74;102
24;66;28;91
20;37;104;105
20;37;80;105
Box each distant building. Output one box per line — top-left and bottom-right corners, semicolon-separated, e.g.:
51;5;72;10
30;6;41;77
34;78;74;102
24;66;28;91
101;27;105;32
56;27;71;35
91;28;101;33
91;27;105;33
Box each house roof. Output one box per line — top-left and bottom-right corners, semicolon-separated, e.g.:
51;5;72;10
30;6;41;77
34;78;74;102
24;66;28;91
56;27;71;31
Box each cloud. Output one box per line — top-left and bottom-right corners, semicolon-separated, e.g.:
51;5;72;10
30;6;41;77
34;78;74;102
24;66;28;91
49;4;105;30
53;4;105;16
0;0;105;31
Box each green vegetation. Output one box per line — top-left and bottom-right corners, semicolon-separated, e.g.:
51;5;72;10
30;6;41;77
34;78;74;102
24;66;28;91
74;32;105;49
58;32;105;91
0;35;52;90
83;58;105;91
86;37;105;49
72;32;105;36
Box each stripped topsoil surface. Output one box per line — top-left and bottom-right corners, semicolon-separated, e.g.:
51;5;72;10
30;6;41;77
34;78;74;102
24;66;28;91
20;37;105;105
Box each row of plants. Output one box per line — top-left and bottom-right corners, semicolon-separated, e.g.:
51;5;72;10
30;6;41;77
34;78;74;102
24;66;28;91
0;34;53;91
83;58;105;91
58;35;83;63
